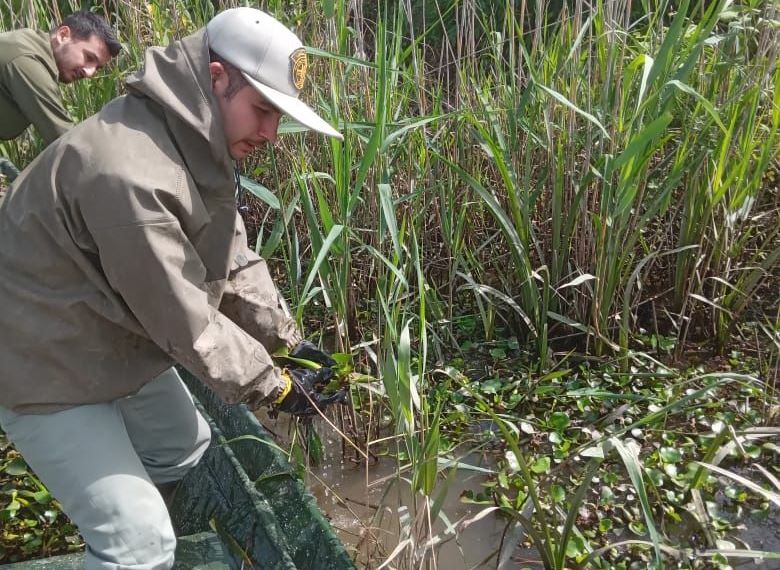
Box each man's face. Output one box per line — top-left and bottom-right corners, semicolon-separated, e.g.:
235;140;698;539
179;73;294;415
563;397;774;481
210;63;282;160
51;26;112;84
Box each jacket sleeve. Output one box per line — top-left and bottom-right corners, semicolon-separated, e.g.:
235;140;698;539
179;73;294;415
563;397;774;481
220;215;302;353
4;55;72;145
90;217;286;407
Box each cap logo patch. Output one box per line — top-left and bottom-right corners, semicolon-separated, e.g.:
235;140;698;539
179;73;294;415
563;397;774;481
291;48;307;91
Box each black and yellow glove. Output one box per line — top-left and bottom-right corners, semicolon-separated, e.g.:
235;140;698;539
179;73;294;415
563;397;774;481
0;158;19;183
288;340;337;368
274;367;346;416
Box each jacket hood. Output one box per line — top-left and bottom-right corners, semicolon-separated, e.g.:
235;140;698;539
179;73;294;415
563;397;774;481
125;28;234;195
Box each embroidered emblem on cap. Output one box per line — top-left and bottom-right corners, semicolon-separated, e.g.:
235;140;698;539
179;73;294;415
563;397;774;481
290;48;307;91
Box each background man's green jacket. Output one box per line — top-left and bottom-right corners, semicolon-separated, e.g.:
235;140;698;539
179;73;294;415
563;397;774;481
0;28;300;414
0;29;73;145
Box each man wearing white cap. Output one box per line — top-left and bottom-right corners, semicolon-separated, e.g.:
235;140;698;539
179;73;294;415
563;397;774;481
0;8;342;569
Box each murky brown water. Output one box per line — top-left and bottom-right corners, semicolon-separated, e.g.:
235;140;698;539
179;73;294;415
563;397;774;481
256;411;779;569
308;454;513;568
736;515;780;569
255;410;535;569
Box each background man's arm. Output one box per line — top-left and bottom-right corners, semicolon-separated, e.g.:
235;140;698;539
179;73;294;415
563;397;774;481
4;56;73;145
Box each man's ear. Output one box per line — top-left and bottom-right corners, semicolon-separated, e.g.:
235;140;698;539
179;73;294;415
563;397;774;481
209;61;228;95
53;25;71;47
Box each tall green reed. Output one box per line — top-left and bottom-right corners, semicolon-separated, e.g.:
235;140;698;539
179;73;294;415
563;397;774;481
432;0;777;360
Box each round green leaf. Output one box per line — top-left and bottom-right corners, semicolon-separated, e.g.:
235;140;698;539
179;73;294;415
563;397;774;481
4;458;28;476
549;412;570;431
564;535;586;558
629;520;646;536
481;378;502;394
531;456;551;474
645;468;665;487
489;347;507;360
659;447;682;463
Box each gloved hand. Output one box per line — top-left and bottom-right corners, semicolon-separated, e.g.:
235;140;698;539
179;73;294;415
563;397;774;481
0;157;20;183
289;340;337;368
274;367;346;416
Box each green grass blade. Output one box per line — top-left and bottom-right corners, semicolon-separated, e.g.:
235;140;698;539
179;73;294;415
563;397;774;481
694;462;780;507
239;175;280;210
378;183;402;260
536;83;610;139
295;224;344;322
608;437;663;567
666;80;727;133
555;457;603;567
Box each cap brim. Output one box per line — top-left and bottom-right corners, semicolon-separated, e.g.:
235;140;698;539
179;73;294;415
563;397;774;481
242;72;343;140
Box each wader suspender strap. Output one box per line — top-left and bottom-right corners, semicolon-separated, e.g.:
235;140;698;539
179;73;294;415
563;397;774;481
234;168;250;214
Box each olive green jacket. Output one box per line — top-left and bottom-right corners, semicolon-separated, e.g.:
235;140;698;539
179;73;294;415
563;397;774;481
0;29;72;145
0;29;300;414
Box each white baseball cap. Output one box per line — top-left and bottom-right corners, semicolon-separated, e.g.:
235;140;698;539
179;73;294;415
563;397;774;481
207;7;342;140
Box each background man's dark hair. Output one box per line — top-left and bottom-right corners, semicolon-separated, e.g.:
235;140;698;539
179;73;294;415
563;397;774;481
209;50;249;100
57;11;121;57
